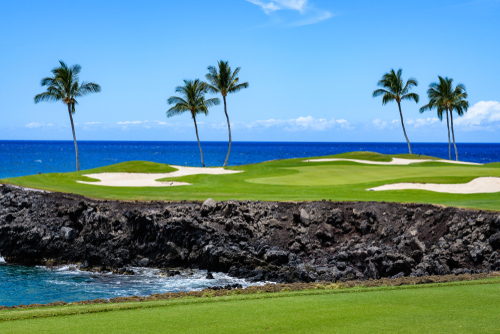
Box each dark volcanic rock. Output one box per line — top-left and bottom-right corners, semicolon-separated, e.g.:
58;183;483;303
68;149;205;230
1;185;500;283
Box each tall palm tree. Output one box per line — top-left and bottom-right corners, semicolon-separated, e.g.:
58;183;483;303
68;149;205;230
205;61;249;167
34;61;101;171
167;79;220;167
373;69;419;154
419;77;469;161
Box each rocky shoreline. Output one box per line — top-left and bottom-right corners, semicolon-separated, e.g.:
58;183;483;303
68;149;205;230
1;184;500;283
2;272;498;311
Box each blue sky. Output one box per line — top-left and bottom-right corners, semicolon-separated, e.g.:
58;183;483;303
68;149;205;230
0;0;499;142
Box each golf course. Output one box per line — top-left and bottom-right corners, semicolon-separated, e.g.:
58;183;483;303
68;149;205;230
2;151;500;211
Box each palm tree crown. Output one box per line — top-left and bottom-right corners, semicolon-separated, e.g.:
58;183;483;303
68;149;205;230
420;76;469;160
205;60;249;167
167;79;220;167
372;69;419;105
205;61;249;97
34;61;101;113
419;77;468;117
167;79;220;118
372;69;419;154
34;61;100;171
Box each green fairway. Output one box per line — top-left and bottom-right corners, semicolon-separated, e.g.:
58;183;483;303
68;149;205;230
2;152;500;210
2;280;500;333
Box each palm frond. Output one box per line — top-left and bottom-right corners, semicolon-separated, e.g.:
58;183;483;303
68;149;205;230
402;92;419;103
204;97;221;108
228;82;249;94
34;92;61;104
382;94;396;105
167;104;189;118
372;89;389;98
167;96;188;105
77;82;101;96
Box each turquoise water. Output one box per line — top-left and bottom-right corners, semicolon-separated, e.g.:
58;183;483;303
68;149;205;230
0;261;262;307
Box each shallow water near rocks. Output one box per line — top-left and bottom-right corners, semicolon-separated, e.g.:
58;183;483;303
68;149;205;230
0;263;264;307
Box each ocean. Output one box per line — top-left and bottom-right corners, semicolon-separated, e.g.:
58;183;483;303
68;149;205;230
0;263;263;307
1;140;500;307
1;140;499;179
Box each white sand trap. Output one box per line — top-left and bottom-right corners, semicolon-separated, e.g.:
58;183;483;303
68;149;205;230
367;177;500;194
304;158;481;166
77;165;242;187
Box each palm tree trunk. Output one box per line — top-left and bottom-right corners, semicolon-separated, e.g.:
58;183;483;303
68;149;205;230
222;95;231;167
193;116;205;167
397;102;412;154
67;104;80;171
445;109;451;160
449;108;458;161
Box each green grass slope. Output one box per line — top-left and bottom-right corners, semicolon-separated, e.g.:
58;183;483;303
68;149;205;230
2;152;500;210
1;279;499;333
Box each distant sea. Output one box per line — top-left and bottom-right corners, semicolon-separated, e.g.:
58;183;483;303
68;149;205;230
1;140;500;179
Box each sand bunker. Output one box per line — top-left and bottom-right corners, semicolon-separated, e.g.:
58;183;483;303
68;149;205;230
304;158;480;166
367;177;500;194
77;166;242;187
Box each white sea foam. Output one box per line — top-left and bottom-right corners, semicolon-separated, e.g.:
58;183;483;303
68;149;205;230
31;265;270;300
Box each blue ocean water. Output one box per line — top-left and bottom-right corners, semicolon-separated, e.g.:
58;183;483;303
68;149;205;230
1;140;499;179
0;262;263;307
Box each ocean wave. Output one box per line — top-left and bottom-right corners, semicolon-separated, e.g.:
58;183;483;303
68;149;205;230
1;264;269;306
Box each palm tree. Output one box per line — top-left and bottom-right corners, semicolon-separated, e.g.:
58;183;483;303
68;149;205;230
167;79;220;167
419;77;469;161
34;61;101;171
373;69;419;154
205;61;249;167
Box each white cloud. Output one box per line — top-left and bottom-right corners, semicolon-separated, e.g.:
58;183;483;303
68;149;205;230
406;117;440;128
371;117;440;130
372;119;388;129
247;0;307;13
455;101;500;130
233;116;351;132
84;122;101;125
25;122;54;128
246;0;331;26
117;121;142;125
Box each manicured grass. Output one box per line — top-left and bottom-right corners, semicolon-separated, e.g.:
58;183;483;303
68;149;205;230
1;279;500;333
2;152;500;210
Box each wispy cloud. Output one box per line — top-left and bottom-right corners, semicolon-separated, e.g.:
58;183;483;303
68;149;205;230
455;101;500;131
224;116;351;132
406;117;441;128
25;122;54;128
246;0;332;26
117;121;143;125
84;122;101;125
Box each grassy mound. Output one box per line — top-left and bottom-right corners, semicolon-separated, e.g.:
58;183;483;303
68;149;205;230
1;152;500;210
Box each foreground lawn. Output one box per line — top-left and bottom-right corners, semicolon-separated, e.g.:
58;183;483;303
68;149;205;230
2;151;500;210
2;279;500;333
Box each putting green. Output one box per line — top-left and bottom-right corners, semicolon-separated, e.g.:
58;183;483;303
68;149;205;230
248;164;500;186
